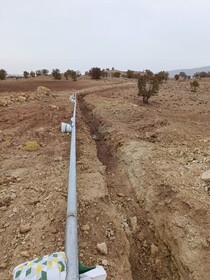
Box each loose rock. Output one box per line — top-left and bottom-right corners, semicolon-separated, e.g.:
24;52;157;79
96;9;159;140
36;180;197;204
13;207;18;213
0;262;7;269
20;224;32;234
51;226;58;234
102;259;108;266
117;192;125;197
201;170;210;182
151;243;159;255
81;224;90;231
97;242;108;255
21;251;30;257
130;216;138;232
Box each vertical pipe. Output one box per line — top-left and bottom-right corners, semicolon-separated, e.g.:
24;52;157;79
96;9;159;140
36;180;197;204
65;95;79;280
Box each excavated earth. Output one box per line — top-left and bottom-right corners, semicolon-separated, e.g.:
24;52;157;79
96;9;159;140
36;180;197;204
0;78;210;280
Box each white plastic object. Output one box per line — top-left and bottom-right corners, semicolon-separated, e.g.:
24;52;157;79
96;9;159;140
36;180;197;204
13;252;107;280
80;266;107;280
13;252;66;280
61;122;72;133
69;94;75;103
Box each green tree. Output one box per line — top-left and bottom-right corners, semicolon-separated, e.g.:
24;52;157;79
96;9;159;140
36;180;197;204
36;70;42;76
23;71;29;79
64;69;77;81
42;69;49;76
179;71;187;80
190;80;199;92
145;69;153;77
127;70;134;78
0;69;7;80
30;71;35;78
52;69;62;80
70;70;77;81
157;71;169;83
174;74;180;81
137;74;159;104
64;71;69;80
89;67;102;79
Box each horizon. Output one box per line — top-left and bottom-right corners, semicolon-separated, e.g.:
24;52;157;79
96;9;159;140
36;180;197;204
4;64;210;77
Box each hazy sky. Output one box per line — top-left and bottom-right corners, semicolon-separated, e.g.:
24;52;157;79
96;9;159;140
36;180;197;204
0;0;210;74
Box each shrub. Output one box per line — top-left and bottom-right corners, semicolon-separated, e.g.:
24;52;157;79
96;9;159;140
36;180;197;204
89;67;102;79
137;74;159;103
52;69;62;80
174;74;180;81
145;69;153;77
42;69;49;76
157;71;169;83
133;73;141;79
127;70;134;79
193;72;200;78
194;71;210;78
200;71;208;78
64;69;77;81
30;71;35;78
190;80;199;92
64;71;69;80
36;70;42;76
23;71;29;79
70;70;77;81
0;69;7;80
179;71;187;80
112;71;121;78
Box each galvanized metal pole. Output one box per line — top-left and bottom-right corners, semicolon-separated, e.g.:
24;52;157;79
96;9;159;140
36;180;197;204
65;94;79;280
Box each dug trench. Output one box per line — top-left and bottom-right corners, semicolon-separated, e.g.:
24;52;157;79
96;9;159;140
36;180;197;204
77;88;210;280
77;93;179;280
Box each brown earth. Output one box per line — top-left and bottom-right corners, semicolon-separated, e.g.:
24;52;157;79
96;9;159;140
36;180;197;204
0;77;123;96
0;78;210;280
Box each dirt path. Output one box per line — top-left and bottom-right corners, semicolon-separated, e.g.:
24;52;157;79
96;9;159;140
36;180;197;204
1;79;210;279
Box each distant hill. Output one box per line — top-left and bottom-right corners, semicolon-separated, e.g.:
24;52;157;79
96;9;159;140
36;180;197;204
168;66;210;77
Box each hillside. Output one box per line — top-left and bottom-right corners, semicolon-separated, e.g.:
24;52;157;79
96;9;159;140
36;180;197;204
169;65;210;77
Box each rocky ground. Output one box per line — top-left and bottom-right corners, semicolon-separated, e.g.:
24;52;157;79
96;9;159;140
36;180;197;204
0;78;210;279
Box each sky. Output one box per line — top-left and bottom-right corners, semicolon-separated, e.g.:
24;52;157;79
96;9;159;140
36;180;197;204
0;0;210;74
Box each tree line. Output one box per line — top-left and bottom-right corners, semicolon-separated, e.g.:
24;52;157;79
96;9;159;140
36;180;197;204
174;71;210;80
0;68;81;81
1;66;208;83
0;67;169;81
86;67;170;82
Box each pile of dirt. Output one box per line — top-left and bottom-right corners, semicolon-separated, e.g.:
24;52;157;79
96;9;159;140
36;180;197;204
0;86;55;107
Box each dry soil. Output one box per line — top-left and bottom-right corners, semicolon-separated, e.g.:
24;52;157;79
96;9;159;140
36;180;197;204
0;78;210;280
